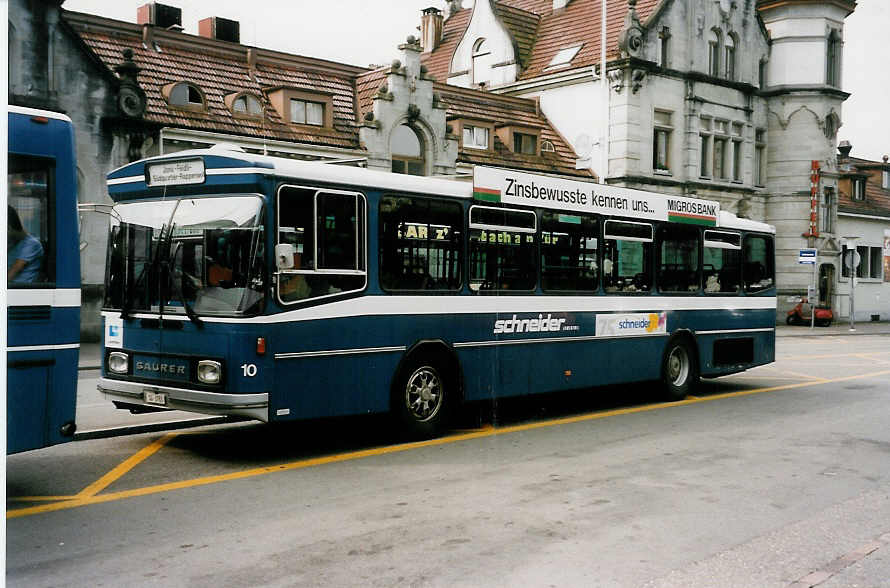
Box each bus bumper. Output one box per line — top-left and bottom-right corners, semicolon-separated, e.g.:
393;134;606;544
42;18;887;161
98;377;269;422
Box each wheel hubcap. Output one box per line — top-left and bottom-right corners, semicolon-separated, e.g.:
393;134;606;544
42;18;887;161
668;347;689;386
405;367;443;422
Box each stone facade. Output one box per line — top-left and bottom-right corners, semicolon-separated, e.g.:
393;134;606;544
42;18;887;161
359;41;459;176
424;0;860;321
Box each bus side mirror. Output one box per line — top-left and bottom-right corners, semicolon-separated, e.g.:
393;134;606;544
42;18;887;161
275;244;295;270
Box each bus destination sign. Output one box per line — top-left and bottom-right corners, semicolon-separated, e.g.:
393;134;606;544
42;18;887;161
146;159;206;187
473;166;719;226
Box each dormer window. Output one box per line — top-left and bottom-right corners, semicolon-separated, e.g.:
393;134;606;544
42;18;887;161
545;44;583;71
226;92;264;118
513;132;537;155
541;140;556;153
290;99;324;126
461;123;491;150
164;82;205;110
264;87;334;128
852;178;866;201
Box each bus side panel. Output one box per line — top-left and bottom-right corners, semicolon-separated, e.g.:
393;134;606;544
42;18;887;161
6;348;77;454
459;336;665;402
271;354;398;420
669;308;776;377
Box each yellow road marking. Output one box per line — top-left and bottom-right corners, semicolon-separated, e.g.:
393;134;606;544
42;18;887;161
8;368;890;520
75;433;178;498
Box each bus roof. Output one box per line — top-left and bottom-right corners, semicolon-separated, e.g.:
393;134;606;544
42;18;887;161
8;104;73;123
108;145;775;234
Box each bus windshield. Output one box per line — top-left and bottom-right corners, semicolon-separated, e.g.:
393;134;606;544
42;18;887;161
104;195;265;318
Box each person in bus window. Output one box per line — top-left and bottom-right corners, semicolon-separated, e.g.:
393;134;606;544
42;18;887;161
280;252;311;301
7;205;44;284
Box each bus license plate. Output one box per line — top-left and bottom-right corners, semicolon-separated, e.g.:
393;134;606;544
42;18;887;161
144;390;167;406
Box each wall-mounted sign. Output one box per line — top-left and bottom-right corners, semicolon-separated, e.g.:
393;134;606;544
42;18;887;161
146;159;205;187
798;248;817;264
473;166;719;226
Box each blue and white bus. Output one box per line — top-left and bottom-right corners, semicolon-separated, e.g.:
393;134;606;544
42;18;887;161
98;146;775;437
7;106;80;453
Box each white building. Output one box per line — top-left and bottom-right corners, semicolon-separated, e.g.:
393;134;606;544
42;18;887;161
421;0;865;320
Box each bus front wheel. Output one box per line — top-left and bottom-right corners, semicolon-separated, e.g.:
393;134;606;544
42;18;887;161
662;338;698;401
393;357;450;438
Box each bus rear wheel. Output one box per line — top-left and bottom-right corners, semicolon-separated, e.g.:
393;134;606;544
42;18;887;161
393;357;450;438
662;338;698;401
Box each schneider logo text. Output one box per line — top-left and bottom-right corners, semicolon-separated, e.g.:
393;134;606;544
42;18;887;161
493;314;567;334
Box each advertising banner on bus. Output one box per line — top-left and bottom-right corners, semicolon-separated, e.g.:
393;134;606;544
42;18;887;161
473;166;719;226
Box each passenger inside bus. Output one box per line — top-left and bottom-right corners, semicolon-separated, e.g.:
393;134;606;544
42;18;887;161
7;205;44;284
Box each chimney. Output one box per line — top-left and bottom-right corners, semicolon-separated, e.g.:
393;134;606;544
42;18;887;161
421;7;444;53
198;16;240;43
553;0;570;11
137;3;182;29
838;140;852;159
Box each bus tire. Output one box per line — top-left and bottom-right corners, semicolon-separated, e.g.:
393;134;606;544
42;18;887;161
393;356;450;438
662;337;698;401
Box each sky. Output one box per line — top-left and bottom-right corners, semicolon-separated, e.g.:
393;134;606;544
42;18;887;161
61;0;890;162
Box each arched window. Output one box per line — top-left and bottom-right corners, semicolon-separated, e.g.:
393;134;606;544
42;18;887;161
472;38;492;87
708;30;722;77
167;82;205;109
826;30;841;87
724;34;736;81
229;92;264;117
391;125;425;176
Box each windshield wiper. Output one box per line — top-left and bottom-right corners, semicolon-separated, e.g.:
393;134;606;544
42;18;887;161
166;241;203;328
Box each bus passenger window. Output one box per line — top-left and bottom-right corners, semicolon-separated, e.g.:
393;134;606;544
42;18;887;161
703;230;741;293
603;220;652;293
277;186;367;304
743;234;774;293
8;156;53;285
541;211;598;292
657;225;700;293
379;196;462;291
469;205;536;292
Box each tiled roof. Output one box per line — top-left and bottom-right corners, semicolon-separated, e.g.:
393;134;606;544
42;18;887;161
496;4;541;70
839;157;890;219
355;67;390;121
64;9;586;178
423;0;662;83
422;8;471;83
439;84;592;178
65;11;365;150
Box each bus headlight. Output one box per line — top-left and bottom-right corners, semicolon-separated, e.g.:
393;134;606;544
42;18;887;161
197;360;222;384
108;352;129;374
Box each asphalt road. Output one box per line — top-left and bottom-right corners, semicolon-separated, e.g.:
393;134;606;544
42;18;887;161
7;334;890;587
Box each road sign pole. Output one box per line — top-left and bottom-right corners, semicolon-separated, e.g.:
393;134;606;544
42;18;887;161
811;259;817;330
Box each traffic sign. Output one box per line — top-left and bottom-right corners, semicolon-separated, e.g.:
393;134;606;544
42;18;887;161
798;248;817;264
843;249;861;270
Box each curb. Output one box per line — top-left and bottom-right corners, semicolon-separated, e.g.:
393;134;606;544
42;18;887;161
73;416;238;441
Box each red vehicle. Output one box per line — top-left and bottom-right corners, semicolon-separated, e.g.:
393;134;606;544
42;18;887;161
786;297;833;326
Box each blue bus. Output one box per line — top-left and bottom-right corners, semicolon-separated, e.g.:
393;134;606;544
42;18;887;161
98;146;775;437
7;105;80;453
